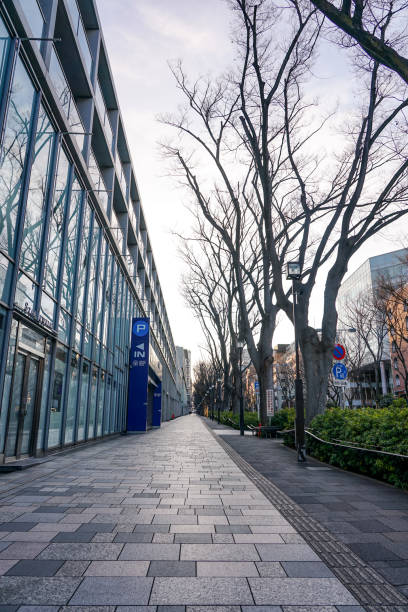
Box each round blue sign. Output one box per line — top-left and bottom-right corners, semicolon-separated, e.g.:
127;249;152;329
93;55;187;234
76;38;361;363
133;320;149;337
332;363;347;380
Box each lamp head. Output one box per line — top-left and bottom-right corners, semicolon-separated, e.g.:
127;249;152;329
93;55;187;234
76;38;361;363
287;261;302;280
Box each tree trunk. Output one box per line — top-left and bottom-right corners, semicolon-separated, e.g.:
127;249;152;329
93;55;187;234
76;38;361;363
256;354;274;425
301;340;332;424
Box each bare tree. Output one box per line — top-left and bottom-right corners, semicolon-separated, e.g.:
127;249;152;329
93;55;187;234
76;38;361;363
163;0;408;423
309;0;408;84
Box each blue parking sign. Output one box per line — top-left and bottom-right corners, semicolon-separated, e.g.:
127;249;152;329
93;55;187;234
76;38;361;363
332;363;347;380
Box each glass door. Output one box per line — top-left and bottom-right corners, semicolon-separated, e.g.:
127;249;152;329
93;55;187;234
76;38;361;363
4;351;43;459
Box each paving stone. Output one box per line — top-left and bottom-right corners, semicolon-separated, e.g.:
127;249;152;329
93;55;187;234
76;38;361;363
17;607;60;611
248;578;358;606
85;561;149;576
148;561;196;576
233;534;284;544
282;562;335;578
242;608;282;612
211;534;234;544
13;514;65;523
51;531;96;543
157;607;185;612
70;577;153;605
114;533;153;543
255;545;320;562
0;524;37;532
55;560;90;576
0;561;17;575
281;608;336;611
119;544;180;560
5;560;63;576
152;534;175;543
170;525;215;534
214;525;251;534
149;577;254;605
37;543;123;560
335;607;366;612
0;576;81;605
187;608;241;612
0;543;47;559
0;542;10;553
181;544;259;561
59;607;116;612
197;561;258;577
174;534;212;544
134;525;170;533
347;542;401;561
256;563;286;577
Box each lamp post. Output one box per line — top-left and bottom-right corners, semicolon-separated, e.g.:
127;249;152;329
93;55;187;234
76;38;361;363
287;261;306;462
217;378;222;423
237;340;245;436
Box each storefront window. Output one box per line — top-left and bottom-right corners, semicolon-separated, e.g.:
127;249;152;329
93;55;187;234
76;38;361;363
0;58;36;259
96;369;105;436
0;16;11;90
64;352;79;444
85;221;100;331
20;104;55;280
58;308;71;344
36;338;52;450
77;359;89;441
44;149;70;298
87;365;98;438
48;342;67;447
103;373;111;434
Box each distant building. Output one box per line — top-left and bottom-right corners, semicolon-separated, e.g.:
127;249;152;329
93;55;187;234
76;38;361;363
337;248;408;403
175;347;192;415
387;288;408;397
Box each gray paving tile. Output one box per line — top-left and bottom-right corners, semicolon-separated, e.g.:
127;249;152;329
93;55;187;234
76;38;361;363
119;544;180;560
5;560;63;577
157;607;185;612
0;524;37;532
187;608;241;612
149;577;254;605
282;562;335;578
37;543;123;560
51;531;95;543
85;561;149;576
148;561;196;576
0;576;81;605
242;608;282;612
17;607;60;611
248;578;358;606
256;562;286;577
197;561;258;576
181;544;259;561
0;543;47;559
215;525;251;534
70;577;153;605
174;534;211;544
59;605;116;611
114;533;153;543
55;560;90;576
134;525;170;533
255;545;320;562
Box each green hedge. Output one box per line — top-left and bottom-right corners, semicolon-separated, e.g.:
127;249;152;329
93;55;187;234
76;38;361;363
219;407;296;431
306;402;408;489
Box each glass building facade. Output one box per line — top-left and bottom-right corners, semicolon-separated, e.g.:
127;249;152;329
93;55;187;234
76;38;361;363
0;0;180;462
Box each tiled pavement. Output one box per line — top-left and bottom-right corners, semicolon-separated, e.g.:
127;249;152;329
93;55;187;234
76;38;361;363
0;414;394;611
206;418;408;606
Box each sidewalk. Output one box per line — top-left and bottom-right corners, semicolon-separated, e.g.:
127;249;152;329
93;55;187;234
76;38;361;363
0;414;402;610
206;417;408;606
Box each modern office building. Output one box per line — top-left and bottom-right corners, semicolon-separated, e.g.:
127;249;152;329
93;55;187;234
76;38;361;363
337;248;408;402
175;346;192;415
0;0;180;463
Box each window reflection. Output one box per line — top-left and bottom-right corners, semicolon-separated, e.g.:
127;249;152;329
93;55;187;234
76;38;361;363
61;177;82;312
0;58;36;259
44;149;69;297
20;105;55;280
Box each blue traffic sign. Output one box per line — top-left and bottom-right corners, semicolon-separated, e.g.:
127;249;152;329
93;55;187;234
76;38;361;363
332;363;347;380
254;381;259;390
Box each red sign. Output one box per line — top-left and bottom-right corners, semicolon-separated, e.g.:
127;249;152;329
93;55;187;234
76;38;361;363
333;344;346;360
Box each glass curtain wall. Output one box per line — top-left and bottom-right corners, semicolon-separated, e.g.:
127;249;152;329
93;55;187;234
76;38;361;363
0;12;134;458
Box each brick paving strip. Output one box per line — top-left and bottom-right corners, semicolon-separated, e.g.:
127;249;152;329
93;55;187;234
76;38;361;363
203;419;408;612
0;414;404;611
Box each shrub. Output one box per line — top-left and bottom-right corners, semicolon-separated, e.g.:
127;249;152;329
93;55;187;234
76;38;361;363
219;407;295;430
306;401;408;489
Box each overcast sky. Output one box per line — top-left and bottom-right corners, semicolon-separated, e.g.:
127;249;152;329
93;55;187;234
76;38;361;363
95;0;406;367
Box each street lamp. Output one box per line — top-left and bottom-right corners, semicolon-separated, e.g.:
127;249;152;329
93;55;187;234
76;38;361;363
237;339;245;436
287;261;306;462
217;378;222;423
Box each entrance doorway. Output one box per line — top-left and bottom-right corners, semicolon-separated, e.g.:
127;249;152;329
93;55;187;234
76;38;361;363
4;350;44;460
